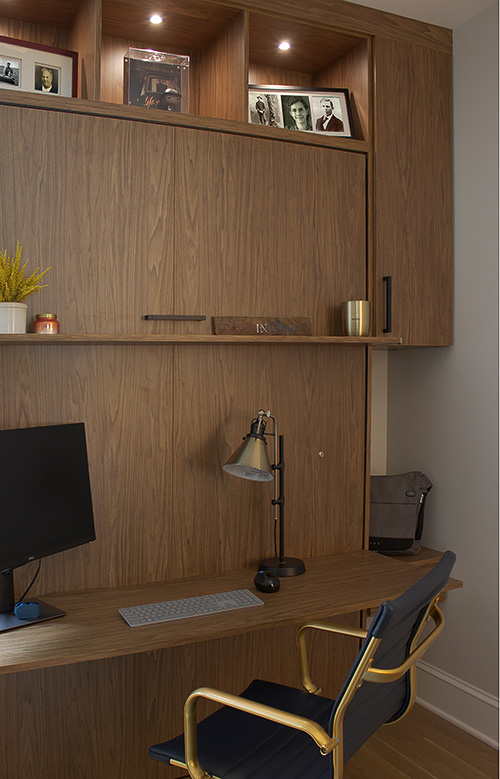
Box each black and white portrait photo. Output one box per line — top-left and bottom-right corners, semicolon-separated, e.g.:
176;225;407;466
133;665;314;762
248;92;283;127
34;64;59;94
0;56;20;88
312;96;345;133
282;94;313;131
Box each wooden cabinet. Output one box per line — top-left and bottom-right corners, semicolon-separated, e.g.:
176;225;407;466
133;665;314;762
0;104;177;334
173;129;367;335
0;0;453;344
0;102;366;336
373;37;453;346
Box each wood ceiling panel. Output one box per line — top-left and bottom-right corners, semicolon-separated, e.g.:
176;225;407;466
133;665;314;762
0;0;79;28
102;0;241;50
249;13;366;74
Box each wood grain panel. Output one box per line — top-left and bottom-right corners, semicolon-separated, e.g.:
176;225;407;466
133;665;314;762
0;3;77;30
227;0;453;53
196;11;248;122
0;18;69;47
100;35;134;104
316;39;370;142
0;343;366;594
0;345;175;594
0;105;175;335
248;12;365;74
68;0;101;101
171;344;366;578
173;128;367;336
373;38;453;346
248;63;313;88
0;0;453;53
101;0;241;50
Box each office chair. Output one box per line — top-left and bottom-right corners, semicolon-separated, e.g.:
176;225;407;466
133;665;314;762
149;551;456;779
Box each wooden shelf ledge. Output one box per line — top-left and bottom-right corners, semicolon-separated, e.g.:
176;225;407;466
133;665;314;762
0;92;369;154
0;334;402;346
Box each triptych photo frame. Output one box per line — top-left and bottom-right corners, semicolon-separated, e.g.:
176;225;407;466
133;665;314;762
248;85;353;138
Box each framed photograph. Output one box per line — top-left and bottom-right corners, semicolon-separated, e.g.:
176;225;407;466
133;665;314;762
0;36;77;97
124;48;189;112
248;86;353;138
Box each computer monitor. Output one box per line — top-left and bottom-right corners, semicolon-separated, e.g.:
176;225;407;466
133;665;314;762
0;422;96;632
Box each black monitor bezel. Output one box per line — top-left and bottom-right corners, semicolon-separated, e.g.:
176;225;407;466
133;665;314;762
0;422;96;574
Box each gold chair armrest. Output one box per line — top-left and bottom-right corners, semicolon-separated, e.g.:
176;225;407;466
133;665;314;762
184;686;339;779
297;621;368;694
363;604;445;683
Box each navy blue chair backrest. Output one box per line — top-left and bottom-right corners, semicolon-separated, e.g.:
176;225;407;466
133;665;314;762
330;551;456;769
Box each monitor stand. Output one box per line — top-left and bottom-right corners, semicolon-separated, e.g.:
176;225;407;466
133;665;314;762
0;569;65;633
0;600;66;633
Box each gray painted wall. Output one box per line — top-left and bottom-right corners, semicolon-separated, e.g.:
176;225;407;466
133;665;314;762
385;0;498;710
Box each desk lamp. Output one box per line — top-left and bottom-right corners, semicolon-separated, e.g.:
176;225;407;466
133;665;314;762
222;409;305;577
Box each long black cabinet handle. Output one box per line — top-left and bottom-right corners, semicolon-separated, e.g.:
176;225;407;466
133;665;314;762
143;315;206;321
382;276;392;333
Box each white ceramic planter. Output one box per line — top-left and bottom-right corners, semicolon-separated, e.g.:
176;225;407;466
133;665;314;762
0;302;28;333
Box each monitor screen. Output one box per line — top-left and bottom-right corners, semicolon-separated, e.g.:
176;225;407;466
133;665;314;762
0;422;96;573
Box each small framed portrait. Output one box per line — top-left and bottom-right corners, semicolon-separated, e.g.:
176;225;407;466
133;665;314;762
248;91;283;128
248;86;353;138
0;35;77;97
34;64;60;94
0;55;21;88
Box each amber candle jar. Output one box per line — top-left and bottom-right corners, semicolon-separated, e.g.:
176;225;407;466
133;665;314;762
33;313;60;334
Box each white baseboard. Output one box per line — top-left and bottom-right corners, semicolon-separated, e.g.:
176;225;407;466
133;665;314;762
416;660;499;749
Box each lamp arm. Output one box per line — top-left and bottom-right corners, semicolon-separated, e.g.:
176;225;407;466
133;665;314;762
270;413;279;545
274;433;285;563
258;410;283;562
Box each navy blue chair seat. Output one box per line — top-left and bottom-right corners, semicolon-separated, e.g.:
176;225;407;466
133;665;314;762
149;551;456;779
150;679;334;779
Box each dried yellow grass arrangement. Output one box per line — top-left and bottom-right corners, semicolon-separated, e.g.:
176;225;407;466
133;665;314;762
0;241;51;302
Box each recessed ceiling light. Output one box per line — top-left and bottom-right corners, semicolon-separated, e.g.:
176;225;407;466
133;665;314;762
149;14;163;24
278;41;291;50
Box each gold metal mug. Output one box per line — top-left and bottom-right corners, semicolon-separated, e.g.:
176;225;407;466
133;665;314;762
341;300;371;336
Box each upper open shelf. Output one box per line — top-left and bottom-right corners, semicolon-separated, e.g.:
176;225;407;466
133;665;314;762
0;0;370;139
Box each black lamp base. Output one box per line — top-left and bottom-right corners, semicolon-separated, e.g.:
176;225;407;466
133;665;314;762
258;556;306;577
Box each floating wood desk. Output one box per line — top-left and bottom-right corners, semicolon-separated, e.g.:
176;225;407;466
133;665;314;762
0;550;460;676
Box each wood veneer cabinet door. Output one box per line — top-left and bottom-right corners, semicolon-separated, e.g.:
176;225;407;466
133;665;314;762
173;128;367;336
0;105;176;334
373;38;453;346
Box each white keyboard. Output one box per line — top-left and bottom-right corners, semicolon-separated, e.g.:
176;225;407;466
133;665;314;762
119;588;264;627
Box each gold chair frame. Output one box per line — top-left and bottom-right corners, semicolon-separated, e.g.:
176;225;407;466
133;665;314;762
170;596;444;779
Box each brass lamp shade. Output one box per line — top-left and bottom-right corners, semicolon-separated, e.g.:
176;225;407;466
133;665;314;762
222;436;273;482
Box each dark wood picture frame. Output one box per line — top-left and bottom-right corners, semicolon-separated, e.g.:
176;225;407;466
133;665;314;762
0;35;78;97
